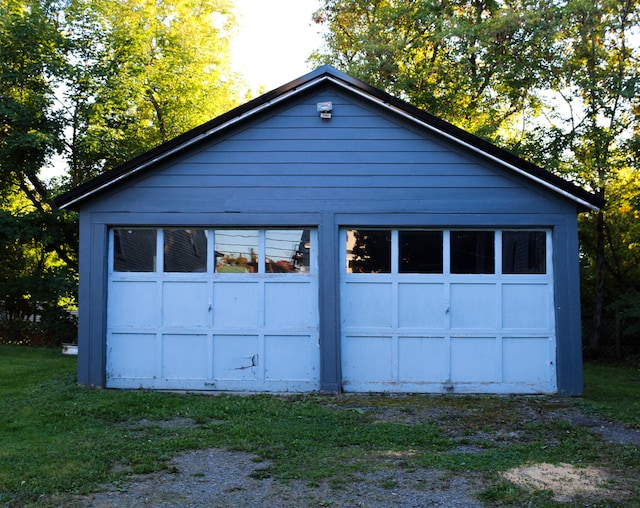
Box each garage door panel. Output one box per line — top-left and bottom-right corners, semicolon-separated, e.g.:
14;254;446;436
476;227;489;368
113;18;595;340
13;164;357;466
212;335;259;380
502;284;550;329
163;282;210;327
398;283;445;328
162;334;208;379
213;282;259;327
107;333;157;379
343;336;393;383
265;282;317;327
265;335;318;381
341;228;555;393
502;338;552;383
398;337;448;382
109;281;159;327
451;338;497;382
107;228;319;391
450;283;497;330
343;282;392;328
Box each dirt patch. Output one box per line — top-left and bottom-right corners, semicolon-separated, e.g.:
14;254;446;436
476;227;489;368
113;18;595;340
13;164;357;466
79;448;484;508
503;463;627;503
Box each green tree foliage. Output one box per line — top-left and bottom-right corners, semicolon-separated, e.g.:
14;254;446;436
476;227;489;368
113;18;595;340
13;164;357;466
312;0;560;139
0;0;63;198
524;0;639;354
569;0;638;355
0;0;246;344
62;0;246;184
313;0;640;356
0;190;77;345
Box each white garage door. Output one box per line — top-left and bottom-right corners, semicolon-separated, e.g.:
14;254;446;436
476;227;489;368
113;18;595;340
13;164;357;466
340;228;556;393
107;228;319;391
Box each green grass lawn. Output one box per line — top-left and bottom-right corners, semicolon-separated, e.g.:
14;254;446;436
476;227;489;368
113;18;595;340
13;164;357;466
580;361;640;426
1;345;638;507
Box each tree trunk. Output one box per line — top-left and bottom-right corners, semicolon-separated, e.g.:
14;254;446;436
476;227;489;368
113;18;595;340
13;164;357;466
589;210;606;357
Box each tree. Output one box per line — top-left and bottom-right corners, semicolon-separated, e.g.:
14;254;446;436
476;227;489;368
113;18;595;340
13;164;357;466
311;0;561;139
0;0;76;271
0;188;77;345
0;0;64;199
62;0;247;184
313;0;640;356
0;0;247;343
503;0;640;354
565;0;638;355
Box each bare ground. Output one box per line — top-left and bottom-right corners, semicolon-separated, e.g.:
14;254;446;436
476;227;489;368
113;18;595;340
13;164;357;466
67;396;639;508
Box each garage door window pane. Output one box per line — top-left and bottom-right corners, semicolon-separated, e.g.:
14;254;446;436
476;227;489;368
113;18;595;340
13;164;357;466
346;229;391;274
113;229;156;272
215;230;258;273
450;231;494;274
502;231;546;274
399;231;443;273
266;229;310;273
164;229;207;273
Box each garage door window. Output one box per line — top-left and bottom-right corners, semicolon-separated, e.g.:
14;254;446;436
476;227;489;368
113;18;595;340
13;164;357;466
113;229;156;272
399;230;443;273
502;231;546;274
344;229;547;275
265;229;311;273
111;228;313;274
215;229;259;273
450;231;495;274
346;229;391;273
164;229;207;273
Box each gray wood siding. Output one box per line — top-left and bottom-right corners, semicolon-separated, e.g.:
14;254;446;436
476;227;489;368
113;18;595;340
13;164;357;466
88;88;567;217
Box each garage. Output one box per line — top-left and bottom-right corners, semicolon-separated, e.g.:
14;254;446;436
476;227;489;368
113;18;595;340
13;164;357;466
55;66;602;394
107;228;319;391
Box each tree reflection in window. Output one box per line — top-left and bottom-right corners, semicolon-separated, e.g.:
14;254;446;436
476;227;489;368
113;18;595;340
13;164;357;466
399;230;443;273
450;231;495;274
346;229;391;273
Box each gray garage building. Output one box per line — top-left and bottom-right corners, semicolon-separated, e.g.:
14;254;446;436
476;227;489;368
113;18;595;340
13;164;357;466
55;66;602;395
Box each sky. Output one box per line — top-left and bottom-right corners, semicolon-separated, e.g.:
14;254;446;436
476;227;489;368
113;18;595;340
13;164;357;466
231;0;326;92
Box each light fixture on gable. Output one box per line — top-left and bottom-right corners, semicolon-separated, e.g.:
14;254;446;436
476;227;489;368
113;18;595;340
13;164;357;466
317;101;332;119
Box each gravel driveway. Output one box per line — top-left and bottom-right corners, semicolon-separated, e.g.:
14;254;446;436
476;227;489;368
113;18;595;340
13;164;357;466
82;448;484;507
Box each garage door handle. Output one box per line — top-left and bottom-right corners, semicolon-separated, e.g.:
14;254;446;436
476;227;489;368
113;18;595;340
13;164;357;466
252;354;258;367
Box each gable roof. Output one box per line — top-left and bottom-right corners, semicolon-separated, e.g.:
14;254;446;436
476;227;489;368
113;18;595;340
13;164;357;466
54;65;603;212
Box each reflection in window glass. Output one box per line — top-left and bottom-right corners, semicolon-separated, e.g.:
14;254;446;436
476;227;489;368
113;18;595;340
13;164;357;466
346;229;391;273
502;231;546;274
450;231;494;274
215;230;258;273
266;229;310;273
399;231;443;273
113;229;156;272
164;229;207;272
